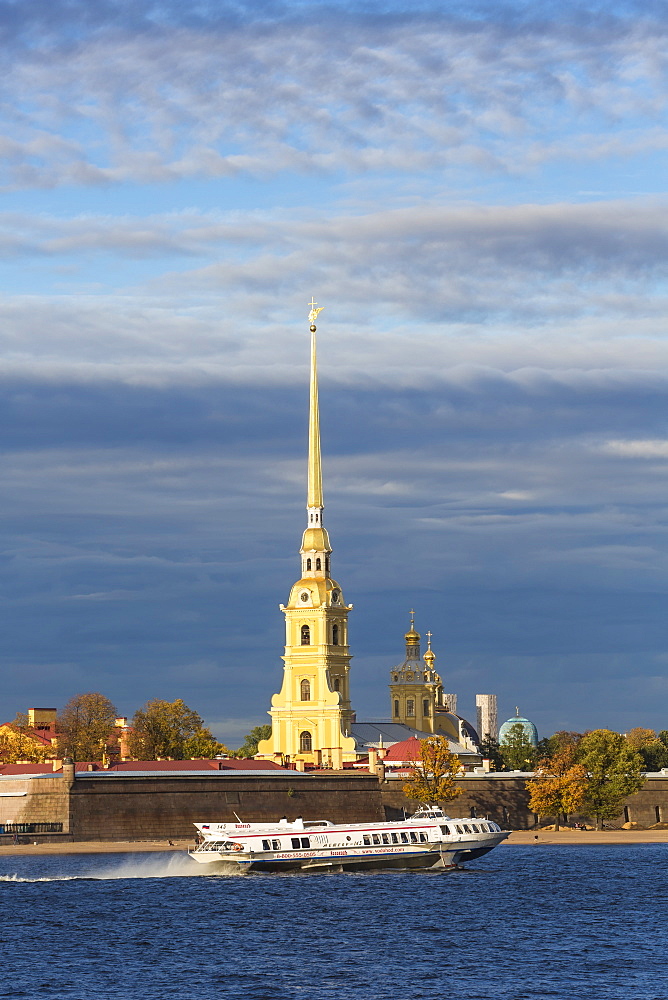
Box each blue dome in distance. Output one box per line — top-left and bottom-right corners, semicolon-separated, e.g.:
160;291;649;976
499;709;538;747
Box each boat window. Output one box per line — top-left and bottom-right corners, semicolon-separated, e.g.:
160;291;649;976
456;826;463;834
419;832;427;843
440;825;451;836
471;824;479;833
400;832;409;843
381;834;390;845
363;835;371;846
262;839;271;850
372;834;381;845
271;839;281;850
300;838;310;849
291;838;301;849
391;833;399;844
409;832;418;843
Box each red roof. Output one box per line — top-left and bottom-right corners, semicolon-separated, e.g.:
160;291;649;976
107;758;285;772
383;736;422;762
0;763;57;775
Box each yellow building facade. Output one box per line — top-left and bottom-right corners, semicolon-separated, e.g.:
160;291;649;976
256;304;357;766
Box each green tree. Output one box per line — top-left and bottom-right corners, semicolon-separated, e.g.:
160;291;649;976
477;734;505;771
57;692;118;762
127;698;222;760
236;725;272;758
527;746;588;830
500;723;537;771
403;736;463;807
579;729;645;830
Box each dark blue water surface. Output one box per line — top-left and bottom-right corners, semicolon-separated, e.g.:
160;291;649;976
3;844;668;1000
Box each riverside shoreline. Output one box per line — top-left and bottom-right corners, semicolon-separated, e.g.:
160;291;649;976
505;829;668;845
2;830;668;856
0;839;193;856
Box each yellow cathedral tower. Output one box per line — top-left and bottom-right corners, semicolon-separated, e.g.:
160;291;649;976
256;302;357;767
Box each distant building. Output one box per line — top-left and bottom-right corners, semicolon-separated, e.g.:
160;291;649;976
476;695;498;741
499;709;538;747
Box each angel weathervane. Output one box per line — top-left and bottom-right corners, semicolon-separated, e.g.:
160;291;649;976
308;297;324;329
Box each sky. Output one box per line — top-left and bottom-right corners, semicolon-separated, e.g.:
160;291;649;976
1;0;667;747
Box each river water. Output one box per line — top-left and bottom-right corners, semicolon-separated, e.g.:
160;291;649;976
3;844;668;999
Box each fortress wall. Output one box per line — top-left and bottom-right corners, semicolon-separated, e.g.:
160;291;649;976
69;772;384;841
382;773;668;829
382;775;534;828
0;775;70;832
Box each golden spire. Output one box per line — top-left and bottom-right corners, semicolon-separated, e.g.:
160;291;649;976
307;298;324;510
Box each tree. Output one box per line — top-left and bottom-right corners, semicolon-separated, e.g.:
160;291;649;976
127;698;224;759
527;746;588;830
500;723;537;771
625;728;668;772
57;693;118;762
403;736;463;807
536;730;583;761
0;729;50;764
578;729;645;830
477;734;505;771
182;730;229;759
236;725;272;758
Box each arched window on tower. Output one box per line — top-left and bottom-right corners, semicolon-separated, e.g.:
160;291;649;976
394;699;400;718
333;677;340;692
423;699;430;718
306;558;312;571
301;625;310;646
300;678;311;701
299;731;312;753
332;624;339;646
315;558;321;571
325;556;330;572
406;699;415;717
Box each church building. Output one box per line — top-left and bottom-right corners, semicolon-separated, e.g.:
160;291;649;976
256;303;357;767
256;303;484;770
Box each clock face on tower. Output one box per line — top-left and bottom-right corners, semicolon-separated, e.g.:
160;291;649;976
331;589;340;604
300;591;310;603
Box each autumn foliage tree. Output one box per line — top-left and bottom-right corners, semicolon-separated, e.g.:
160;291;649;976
57;692;118;762
527;746;587;830
0;729;50;765
403;736;463;808
127;698;226;760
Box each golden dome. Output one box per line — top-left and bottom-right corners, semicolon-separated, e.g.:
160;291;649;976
424;648;436;665
405;609;420;645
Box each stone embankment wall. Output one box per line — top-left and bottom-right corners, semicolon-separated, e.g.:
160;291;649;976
69;773;384;840
0;775;70;834
382;775;533;828
3;770;668;842
381;772;668;829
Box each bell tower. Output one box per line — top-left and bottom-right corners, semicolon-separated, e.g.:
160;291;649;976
256;302;357;766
